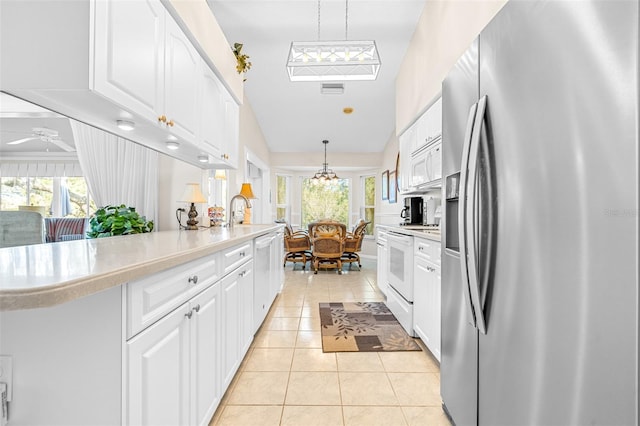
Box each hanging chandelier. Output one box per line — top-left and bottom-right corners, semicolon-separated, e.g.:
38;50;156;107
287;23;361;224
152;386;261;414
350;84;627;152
312;140;339;184
286;0;380;82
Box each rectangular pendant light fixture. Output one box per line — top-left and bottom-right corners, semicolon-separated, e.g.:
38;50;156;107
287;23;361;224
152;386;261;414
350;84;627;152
286;40;380;82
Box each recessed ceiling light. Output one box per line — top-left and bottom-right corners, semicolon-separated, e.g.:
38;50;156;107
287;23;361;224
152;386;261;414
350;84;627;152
197;154;209;163
166;141;180;150
343;107;354;114
116;120;135;131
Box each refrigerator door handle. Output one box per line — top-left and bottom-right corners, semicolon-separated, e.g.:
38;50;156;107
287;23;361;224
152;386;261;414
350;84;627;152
458;101;479;327
466;95;488;334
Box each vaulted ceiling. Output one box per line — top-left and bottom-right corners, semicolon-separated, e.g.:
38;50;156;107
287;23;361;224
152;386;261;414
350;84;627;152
207;0;425;154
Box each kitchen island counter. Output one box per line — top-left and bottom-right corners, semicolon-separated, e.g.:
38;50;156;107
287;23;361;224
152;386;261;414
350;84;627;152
0;224;280;311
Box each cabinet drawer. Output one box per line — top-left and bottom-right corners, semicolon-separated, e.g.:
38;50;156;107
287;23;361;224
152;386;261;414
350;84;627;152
127;254;221;338
222;241;253;275
414;238;441;265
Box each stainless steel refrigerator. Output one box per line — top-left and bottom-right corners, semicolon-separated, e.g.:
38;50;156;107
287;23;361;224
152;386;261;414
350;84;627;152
441;1;638;425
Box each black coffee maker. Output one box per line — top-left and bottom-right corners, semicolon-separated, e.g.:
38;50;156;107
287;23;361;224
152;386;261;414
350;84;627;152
401;196;424;225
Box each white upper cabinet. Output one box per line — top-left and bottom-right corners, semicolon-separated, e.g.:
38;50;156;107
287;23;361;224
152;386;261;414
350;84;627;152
223;92;240;169
93;0;165;123
164;16;201;141
0;0;240;169
400;96;443;193
200;67;226;162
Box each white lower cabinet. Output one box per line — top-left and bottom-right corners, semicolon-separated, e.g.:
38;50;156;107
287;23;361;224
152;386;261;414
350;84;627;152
413;237;441;361
126;237;263;426
220;259;254;390
127;300;192;426
127;281;220;426
192;284;222;426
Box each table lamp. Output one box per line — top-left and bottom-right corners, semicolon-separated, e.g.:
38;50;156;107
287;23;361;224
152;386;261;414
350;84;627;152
180;183;207;230
239;183;256;224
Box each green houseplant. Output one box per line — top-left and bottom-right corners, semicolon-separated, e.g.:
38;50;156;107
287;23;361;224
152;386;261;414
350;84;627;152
232;42;251;80
87;204;154;238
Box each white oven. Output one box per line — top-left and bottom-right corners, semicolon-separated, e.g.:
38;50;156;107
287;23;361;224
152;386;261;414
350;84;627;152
386;231;415;335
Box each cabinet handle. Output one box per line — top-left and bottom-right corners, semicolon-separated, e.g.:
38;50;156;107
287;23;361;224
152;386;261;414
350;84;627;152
240;251;246;257
158;115;167;123
193;304;201;313
185;310;193;319
418;246;424;251
167;119;174;127
239;270;246;277
188;275;199;284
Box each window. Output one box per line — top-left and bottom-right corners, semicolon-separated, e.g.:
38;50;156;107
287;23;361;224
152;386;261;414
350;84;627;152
276;174;291;223
362;175;375;235
301;177;349;228
0;176;95;218
208;170;228;224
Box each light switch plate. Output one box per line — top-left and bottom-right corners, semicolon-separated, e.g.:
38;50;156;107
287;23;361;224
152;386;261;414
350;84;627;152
0;356;12;401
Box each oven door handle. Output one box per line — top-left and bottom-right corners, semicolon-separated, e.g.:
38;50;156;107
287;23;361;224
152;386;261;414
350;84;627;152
386;233;413;246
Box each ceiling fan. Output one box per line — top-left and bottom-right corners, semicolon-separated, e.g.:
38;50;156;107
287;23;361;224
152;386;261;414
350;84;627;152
4;127;75;152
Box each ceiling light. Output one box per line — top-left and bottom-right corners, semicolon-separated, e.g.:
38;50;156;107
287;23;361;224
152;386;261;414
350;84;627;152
117;120;135;131
166;141;180;150
286;1;380;82
197;154;209;163
311;140;339;184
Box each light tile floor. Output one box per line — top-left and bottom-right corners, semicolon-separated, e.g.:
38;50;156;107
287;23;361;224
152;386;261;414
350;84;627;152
210;258;451;426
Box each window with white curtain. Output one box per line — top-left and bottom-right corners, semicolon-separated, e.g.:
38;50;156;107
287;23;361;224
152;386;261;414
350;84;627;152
276;174;290;223
0;162;95;217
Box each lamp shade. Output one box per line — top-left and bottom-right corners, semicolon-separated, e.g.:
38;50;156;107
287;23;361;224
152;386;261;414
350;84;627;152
239;183;256;199
214;169;227;180
180;183;207;203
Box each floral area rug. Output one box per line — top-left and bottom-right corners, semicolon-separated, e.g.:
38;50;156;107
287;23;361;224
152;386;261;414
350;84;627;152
319;302;421;352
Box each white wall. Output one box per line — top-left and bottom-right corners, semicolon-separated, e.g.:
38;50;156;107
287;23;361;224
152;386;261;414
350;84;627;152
395;0;508;134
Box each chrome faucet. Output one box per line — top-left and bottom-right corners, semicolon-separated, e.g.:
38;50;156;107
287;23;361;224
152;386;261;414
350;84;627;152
228;194;252;228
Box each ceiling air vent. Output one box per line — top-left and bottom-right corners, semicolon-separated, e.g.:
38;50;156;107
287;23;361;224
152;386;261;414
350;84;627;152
321;83;345;95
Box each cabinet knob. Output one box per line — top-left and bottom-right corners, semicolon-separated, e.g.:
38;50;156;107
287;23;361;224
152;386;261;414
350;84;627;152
193;304;201;313
158;115;167;123
188;275;199;284
167;119;174;127
185;310;193;319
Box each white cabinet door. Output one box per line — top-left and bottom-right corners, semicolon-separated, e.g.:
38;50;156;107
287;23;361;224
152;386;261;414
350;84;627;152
164;16;200;142
127;302;190;426
191;283;222;426
413;256;441;361
200;66;226;163
239;260;255;355
93;0;165;122
426;97;442;141
221;271;241;389
222;92;240;168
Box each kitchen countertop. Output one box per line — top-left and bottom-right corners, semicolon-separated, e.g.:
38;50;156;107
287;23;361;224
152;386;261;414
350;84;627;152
376;224;442;242
0;224;281;311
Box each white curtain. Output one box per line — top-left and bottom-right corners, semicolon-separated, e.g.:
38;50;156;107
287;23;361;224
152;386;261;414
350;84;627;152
70;120;158;227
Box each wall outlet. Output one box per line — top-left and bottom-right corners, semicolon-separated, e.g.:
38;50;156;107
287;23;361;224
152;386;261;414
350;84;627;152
0;356;12;401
